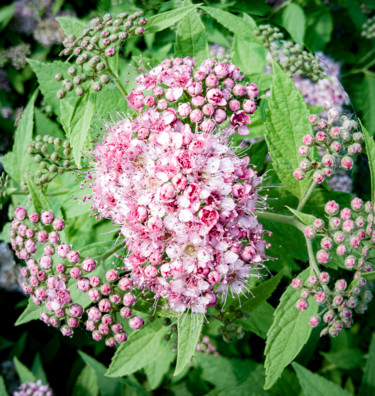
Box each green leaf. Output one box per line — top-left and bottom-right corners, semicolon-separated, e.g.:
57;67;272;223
197;354;257;388
264;268;319;389
144;346;175;390
0;376;6;396
282;3;305;46
15;298;44;326
174;314;203;376
34;108;64;139
26;176;52;213
265;63;313;199
360;333;375;396
145;4;201;34
28;59;72;116
0;4;14;32
286;206;316;225
175;9;209;66
362;120;375;203
238;301;274;339
292;362;352;396
78;351;124;396
201;6;259;41
72;365;99;396
231;34;266;75
1;90;38;183
321;348;364;370
69;90;96;168
106;320;170;377
56;16;87;37
305;12;333;52
359;76;375;134
231;271;283;313
31;354;48;385
14;357;37;383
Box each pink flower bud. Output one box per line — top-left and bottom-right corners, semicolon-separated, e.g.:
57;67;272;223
120;307;132;318
202;104;214;116
228;99;240;112
92;331;103;341
70;304;83;317
296;299;308;311
316;131;327;143
144;265;157;278
300;289;310;299
325;201;339;216
213;109;227;124
190;109;203;123
335;279;347;292
307;275;318;287
309;114;318;125
200;119;216;133
329;217;341;229
90;276;101;288
129;315;144;330
316;249;330;263
25;240;36;254
77;278;90;292
313;170;325;184
315;291;327;304
341;156;353;170
242;99;256;114
118;277;133;291
29;212;40;223
206;74;219;87
61;325;73;337
41;211;54;225
292;278;303;289
320;237;333;250
48;232;59;244
52;218;65;231
67;250;80;263
106;269;119;282
37;230;48;243
351;198;363;211
40;255;52;270
98;299;111;312
57;243;70;258
123;293;136;306
304;226;316;239
245;83;259;99
143;96;155;107
303;134;315;146
342;219;355;234
115;332;128;343
194;71;206;82
178;103;191;118
319;272;330;285
70;267;82;279
44;244;55;255
293;168;306;180
309;315;321;327
313;219;325;230
101;283;112;295
15;206;27;221
82;258;96;272
88;288;101;302
187;82;203;96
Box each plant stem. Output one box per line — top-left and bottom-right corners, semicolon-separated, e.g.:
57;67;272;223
104;58;128;98
297;181;317;212
256;211;305;232
96;240;127;262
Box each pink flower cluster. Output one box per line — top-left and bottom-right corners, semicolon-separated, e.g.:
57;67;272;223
89;58;269;315
11;206;141;346
294;197;374;337
129;57;259;137
13;379;53;396
293;52;350;114
293;103;364;184
197;335;220;356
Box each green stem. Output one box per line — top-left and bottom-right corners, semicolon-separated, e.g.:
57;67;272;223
96;240;127;262
297;181;317;212
104;58;128;99
256;211;305;232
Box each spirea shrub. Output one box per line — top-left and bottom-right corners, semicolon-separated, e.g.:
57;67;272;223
2;3;375;393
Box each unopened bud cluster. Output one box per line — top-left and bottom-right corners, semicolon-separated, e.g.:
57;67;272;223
197;336;220;356
255;25;324;81
293;103;363;183
13;379;53;396
294;197;375;336
55;12;147;99
27;135;74;186
215;304;247;343
362;15;375;39
10;206;143;346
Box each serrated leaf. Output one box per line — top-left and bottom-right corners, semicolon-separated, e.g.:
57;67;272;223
231;34;266;75
106;320;170;377
282;3;305;46
28;59;72;116
70;90;96;168
239;301;274;339
15;298;44;326
305;12;333;52
144;346;175;390
264;268;318;389
1;90;38;183
359;333;375;396
72;365;99;396
231;271;283;313
175;8;209;66
56;16;87;37
265;63;313;199
14;357;37;383
0;4;14;32
292;362;352;396
362;120;375;203
174;314;203;376
26;176;52;213
359;76;375;134
201;6;259;42
286;206;316;225
321;348;364;370
145;5;200;34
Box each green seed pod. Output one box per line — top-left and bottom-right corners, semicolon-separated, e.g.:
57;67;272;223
56;90;66;99
63;160;70;168
63;148;71;157
58;167;64;175
96;62;106;71
79;74;87;82
123;21;132;30
49;164;57;173
65;82;73;91
117;12;129;19
92;81;102;92
110;34;118;42
73;76;81;85
112;26;120;33
68;66;77;76
34;154;42;163
103;13;112;22
100;74;110;84
43;135;50;142
75;86;85;96
41;145;48;154
51;152;60;162
63;140;70;148
27;146;33;155
68;34;76;43
90;36;100;44
35;142;42;150
35;170;42;178
40;161;47;169
119;31;128;41
54;138;62;147
48;137;54;144
35;135;42;142
55;73;63;82
40;174;48;183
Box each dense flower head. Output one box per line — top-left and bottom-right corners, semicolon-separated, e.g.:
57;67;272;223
13;379;53;396
131;57;260;136
293;102;364;184
88;59;269;314
294;197;374;336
